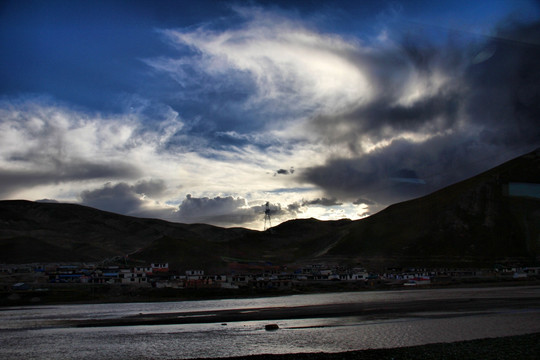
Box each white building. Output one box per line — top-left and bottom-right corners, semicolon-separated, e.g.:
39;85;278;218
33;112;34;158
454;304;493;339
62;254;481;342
118;268;149;285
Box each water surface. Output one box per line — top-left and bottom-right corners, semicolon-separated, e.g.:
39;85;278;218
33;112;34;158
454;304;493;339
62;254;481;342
1;286;539;359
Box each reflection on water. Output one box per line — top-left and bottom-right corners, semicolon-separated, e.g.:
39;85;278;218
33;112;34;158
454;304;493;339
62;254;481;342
1;286;540;359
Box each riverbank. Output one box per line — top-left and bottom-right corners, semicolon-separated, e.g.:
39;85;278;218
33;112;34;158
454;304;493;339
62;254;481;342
3;287;539;359
65;285;540;328
2;277;539;307
192;332;540;360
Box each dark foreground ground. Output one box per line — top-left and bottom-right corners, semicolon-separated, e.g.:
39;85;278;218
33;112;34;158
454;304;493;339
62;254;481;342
192;332;540;360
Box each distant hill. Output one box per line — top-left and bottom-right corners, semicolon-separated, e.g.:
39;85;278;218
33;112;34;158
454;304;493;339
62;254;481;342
0;201;255;269
1;148;539;270
328;148;540;268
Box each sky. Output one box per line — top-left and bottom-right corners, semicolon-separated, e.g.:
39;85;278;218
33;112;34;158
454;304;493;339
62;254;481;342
1;0;539;230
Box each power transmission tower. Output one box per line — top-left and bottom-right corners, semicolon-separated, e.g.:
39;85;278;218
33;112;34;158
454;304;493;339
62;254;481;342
264;202;272;231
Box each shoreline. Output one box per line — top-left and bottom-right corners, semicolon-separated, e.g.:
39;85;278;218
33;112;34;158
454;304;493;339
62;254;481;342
190;332;540;360
2;278;539;307
67;285;540;327
3;285;539;359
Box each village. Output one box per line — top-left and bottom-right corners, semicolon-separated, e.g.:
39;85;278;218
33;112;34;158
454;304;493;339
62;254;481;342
2;261;539;294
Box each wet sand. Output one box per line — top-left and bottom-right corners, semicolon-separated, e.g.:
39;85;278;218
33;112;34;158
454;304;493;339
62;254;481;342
73;291;540;327
45;286;540;359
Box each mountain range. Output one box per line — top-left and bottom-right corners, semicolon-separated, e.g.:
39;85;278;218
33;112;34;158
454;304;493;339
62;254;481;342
1;148;539;271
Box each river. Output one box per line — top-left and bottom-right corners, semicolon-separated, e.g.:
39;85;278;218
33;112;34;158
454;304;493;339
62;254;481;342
1;286;539;359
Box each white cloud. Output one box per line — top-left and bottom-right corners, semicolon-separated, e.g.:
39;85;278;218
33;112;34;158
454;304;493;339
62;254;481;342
151;7;371;120
0;96;332;229
5;7;533;230
149;6;473;165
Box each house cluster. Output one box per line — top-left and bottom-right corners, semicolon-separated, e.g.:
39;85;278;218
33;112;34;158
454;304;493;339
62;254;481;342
383;265;540;285
2;262;538;290
2;262;372;289
46;263;375;289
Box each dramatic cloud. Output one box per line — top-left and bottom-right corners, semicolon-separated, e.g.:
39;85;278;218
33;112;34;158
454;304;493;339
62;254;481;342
80;180;168;217
148;7;371;129
303;198;343;207
300;20;540;206
1;2;539;229
176;194;250;224
275;167;295;176
0;164;139;199
305;40;466;158
353;198;375;206
0;98;142;197
175;195;293;228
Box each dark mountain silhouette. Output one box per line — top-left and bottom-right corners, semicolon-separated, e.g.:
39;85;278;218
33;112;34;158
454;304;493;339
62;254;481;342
329;148;540;268
1;148;538;270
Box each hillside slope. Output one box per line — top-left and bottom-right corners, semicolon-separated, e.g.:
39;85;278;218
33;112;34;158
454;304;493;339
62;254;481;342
0;201;255;266
328;148;540;267
0;148;538;269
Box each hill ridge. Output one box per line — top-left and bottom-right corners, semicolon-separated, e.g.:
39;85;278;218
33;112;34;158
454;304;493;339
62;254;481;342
1;148;539;269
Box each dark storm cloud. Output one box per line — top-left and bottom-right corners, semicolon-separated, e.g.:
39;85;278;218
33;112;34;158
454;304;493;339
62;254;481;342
132;179;167;197
80;180;167;217
176;194;255;226
0;96;146;198
81;183;142;215
287;202;302;213
310;39;464;150
2;2;539;228
57;161;140;181
275;167;295;176
284;198;345;216
353;198;375;206
301;20;540;206
79;187;294;228
309;20;537;152
0;161;140;198
300;132;525;206
303;198;343;207
175;196;294;227
312;90;462;154
252;202;287;217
